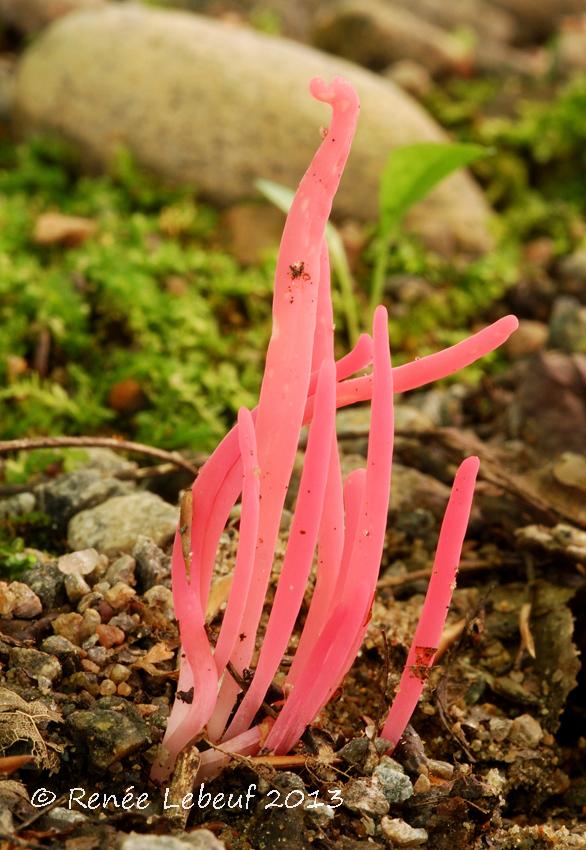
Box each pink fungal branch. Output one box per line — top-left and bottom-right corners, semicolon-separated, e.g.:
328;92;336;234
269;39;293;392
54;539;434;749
150;77;518;783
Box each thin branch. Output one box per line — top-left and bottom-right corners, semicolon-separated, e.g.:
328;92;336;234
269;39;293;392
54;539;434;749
0;436;200;477
226;661;279;719
377;557;517;589
0;834;47;850
16;794;68;833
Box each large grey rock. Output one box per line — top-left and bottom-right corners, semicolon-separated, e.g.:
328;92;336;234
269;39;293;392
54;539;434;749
391;0;516;44
0;0;104;35
13;4;493;254
313;0;465;76
121;832;225;850
67;706;150;769
67;491;178;554
21;562;66;610
38;468;134;524
491;0;586;40
315;0;534;80
374;756;414;804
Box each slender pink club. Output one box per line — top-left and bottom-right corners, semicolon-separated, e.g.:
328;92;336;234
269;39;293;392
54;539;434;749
213;407;260;676
152;75;518;784
265;303;394;754
223;356;337;741
380;456;480;749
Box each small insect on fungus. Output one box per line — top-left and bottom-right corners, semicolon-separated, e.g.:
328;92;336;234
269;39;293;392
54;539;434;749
288;261;310;281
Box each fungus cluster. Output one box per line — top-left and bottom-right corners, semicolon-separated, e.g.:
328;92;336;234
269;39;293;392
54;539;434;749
151;77;518;782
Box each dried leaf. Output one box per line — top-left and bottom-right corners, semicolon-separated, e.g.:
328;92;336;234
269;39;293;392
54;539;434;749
436;618;467;660
180;490;192;578
0;687;62;772
33;211;97;246
206;574;233;623
132;642;176;677
518;602;536;659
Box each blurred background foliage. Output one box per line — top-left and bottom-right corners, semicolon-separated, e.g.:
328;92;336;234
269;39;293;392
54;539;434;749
1;33;585;451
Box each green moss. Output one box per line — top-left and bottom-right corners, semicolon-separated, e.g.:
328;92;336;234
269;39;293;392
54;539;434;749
0;513;55;576
0;139;273;450
425;74;586;230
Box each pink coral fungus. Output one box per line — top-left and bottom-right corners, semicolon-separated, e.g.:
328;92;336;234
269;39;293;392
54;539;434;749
151;77;518;782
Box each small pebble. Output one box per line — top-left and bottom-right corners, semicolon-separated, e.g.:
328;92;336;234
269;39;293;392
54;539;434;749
0;491;36;519
136;704;159;718
426;759;454;779
97;600;115;622
41;807;88;830
117;682;133;697
509;714;543;748
109;612;139;635
413;773;431;793
58;548;102;578
374;756;414;804
41;634;82;658
489;717;513;743
68;671;99;696
106;555;136;587
337;737;380;774
96;623;126;648
8;647;62;690
381;817;428;846
143;585;174;619
133;536;171;589
99;679;117;696
21;562;66;609
78;591;105;614
505;319;548;359
80;608;101;641
0;581;15;616
53;612;84;645
65;573;92;604
87;646;109;665
105;582;137;611
343;778;389;816
10;582;42;618
121;830;225;850
67;708;150;770
81;659;101;674
109;663;131;684
304;800;335;827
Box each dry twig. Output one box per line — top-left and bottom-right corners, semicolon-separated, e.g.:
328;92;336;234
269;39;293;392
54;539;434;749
0;435;200;477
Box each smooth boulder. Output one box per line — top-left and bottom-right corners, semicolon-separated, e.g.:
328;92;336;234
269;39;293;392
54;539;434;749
0;0;105;34
492;0;586;40
13;4;492;253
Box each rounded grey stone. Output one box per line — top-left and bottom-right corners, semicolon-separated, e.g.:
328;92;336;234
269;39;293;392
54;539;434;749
13;4;492;254
374;756;414;804
67;492;178;555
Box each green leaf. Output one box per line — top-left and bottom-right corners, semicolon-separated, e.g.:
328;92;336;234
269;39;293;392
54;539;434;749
379;142;491;238
370;142;491;315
